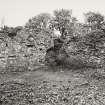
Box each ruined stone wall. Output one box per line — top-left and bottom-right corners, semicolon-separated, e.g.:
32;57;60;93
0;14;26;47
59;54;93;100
0;30;53;71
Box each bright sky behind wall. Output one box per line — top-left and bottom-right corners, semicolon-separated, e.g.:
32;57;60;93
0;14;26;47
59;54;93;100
0;0;105;27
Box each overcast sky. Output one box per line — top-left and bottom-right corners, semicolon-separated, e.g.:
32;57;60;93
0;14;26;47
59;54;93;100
0;0;105;27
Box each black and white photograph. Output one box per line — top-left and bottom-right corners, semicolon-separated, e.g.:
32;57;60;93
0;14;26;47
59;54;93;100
0;0;105;104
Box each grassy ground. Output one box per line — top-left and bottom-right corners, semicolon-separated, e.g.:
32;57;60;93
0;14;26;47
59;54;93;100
0;66;105;105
